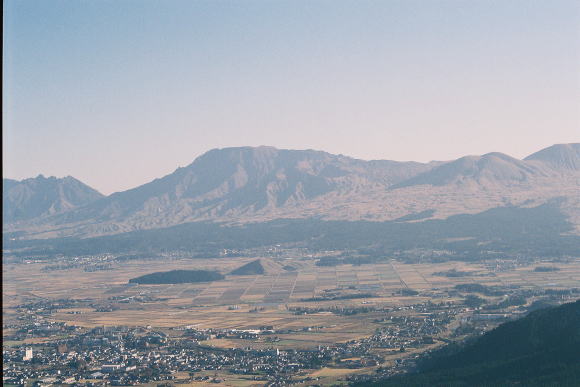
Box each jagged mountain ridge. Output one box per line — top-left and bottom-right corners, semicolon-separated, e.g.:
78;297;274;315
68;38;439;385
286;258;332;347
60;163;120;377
101;146;434;214
4;143;579;239
3;175;104;224
13;146;438;230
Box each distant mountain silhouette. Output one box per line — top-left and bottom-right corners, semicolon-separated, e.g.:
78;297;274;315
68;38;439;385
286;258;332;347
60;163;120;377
4;144;579;239
525;143;580;170
3;175;103;223
89;146;435;216
10;146;436;236
393;152;550;188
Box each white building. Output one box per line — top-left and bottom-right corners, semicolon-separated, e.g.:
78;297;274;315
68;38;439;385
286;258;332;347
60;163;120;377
23;348;33;361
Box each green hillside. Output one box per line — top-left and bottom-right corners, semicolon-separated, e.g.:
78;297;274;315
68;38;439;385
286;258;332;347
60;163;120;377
363;300;580;386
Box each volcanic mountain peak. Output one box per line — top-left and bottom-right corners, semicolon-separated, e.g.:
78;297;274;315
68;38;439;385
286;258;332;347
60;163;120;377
3;175;104;223
4;144;579;239
43;146;437;226
392;151;549;188
524;143;580;170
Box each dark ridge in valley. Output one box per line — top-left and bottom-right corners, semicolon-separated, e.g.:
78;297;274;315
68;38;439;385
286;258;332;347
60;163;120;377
128;270;224;284
230;259;266;275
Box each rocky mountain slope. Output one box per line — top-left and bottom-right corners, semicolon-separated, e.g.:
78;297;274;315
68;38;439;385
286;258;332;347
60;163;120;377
4;144;579;239
3;175;103;224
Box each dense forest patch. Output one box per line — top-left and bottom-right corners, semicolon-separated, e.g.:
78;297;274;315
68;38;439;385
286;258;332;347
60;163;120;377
129;270;224;284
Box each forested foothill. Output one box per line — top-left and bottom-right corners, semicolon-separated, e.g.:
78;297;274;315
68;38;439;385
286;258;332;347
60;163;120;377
359;300;580;386
128;270;224;284
4;202;579;263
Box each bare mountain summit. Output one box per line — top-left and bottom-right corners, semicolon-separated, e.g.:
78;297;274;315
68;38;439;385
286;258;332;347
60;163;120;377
13;146;436;236
4;143;579;239
524;143;580;171
392;152;551;189
3;175;103;224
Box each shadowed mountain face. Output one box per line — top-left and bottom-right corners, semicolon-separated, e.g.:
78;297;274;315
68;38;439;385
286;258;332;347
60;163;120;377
524;143;580;170
3;143;580;239
3;175;104;223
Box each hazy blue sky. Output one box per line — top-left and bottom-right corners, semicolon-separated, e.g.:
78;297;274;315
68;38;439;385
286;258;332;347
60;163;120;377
4;0;579;194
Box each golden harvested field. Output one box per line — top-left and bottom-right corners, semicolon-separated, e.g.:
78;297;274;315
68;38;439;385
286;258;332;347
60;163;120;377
4;256;580;349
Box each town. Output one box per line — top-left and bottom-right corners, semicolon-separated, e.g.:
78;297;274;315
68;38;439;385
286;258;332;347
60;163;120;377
4;270;579;386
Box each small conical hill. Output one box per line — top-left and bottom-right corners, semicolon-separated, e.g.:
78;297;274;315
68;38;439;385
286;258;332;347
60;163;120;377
229;258;283;276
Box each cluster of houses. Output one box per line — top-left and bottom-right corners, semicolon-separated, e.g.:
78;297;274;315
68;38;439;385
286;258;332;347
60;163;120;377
5;255;578;386
4;325;329;386
2;300;465;387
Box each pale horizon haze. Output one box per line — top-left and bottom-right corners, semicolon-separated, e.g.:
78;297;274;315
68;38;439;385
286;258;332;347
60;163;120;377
3;0;580;195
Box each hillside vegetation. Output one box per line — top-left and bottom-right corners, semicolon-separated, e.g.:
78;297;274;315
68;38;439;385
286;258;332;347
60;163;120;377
5;202;579;260
128;270;224;284
364;300;580;386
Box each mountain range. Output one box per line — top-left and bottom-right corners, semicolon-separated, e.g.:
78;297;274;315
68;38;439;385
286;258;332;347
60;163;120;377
3;175;104;224
3;143;580;240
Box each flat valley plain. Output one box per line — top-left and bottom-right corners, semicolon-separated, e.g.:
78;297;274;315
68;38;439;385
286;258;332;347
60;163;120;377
5;255;580;332
4;255;580;385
